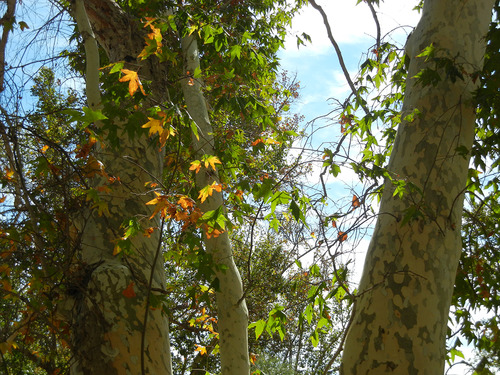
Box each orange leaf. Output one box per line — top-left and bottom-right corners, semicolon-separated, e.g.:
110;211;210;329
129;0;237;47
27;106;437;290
195;344;207;355
175;210;189;222
338;231;347;242
352;195;360;208
143;227;155;237
250;353;257;365
189;160;202;174
331;220;337;228
119;69;146;96
122;282;136;298
178;196;194;209
206;228;223;239
0;196;6;204
251;138;263;146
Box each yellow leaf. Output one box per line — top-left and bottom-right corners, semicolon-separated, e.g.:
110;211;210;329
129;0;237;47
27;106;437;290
198;185;212;203
264;138;280;145
204;155;221;171
41;145;49;153
146;191;162;206
189;160;202;174
119;69;146;96
142;117;163;136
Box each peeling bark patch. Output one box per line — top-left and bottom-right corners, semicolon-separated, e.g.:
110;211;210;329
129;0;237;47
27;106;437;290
395;333;418;375
374;326;386;350
371;360;397;371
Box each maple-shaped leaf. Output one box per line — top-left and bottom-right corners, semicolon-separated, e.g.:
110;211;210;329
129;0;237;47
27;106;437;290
122;282;136;298
204;155;222;171
119;69;146;96
189;160;202;174
146;191;174;219
178;196;194;209
195;344;207;355
142;117;163;136
198;182;223;203
198;185;212;203
264;138;280;145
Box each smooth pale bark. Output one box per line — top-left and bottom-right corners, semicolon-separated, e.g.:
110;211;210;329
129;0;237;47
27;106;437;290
180;34;250;375
68;1;172;374
341;0;494;374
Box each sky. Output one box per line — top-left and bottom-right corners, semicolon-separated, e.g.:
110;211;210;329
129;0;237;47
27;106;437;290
278;0;420;282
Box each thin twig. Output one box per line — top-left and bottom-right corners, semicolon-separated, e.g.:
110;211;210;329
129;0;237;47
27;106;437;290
309;0;369;116
365;0;381;53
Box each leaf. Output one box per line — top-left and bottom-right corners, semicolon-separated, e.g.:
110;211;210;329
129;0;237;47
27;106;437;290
122;282;136;298
198;185;212;203
190;120;200;140
0;196;6;204
142;117;163;136
195;344;207;355
198;182;223;203
352;195;361;208
229;45;242;61
338;231;347;242
204;155;221;171
178;196;194;209
19;21;29;31
119;69;146;96
189;160;202;174
249;320;266;339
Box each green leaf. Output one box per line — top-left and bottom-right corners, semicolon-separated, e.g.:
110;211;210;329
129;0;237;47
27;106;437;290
249;319;266;339
229;45;242;61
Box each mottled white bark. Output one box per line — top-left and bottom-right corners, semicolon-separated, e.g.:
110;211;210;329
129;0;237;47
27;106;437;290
180;34;250;375
70;1;172;374
341;0;495;373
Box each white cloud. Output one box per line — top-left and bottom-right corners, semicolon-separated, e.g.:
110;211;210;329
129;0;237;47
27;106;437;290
283;0;420;57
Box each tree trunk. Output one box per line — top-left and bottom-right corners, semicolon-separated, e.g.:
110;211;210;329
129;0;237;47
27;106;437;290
341;0;494;373
180;33;250;375
68;1;172;373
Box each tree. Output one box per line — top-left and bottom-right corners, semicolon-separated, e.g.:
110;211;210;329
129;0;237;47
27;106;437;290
1;0;305;374
334;0;496;373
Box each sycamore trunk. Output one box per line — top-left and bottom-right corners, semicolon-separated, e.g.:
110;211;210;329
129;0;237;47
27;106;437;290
341;0;494;373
